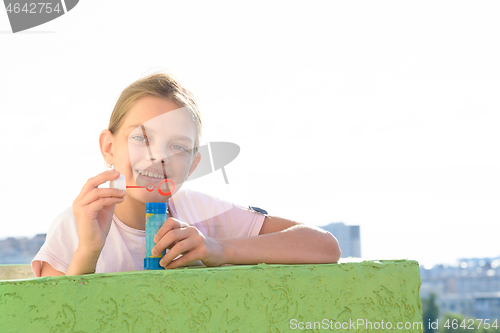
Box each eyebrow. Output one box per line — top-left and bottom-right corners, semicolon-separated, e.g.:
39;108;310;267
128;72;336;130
128;124;194;143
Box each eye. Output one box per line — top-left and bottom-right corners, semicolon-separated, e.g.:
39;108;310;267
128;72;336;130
131;135;147;142
172;144;188;153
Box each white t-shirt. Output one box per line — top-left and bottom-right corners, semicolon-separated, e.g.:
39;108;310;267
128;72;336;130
32;188;266;277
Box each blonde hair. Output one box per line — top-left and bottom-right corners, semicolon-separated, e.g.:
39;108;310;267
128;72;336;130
108;73;202;156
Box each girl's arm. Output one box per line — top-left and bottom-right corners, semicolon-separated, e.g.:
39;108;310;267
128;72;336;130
40;262;65;277
40;248;102;277
222;216;341;265
152;216;341;269
40;170;125;277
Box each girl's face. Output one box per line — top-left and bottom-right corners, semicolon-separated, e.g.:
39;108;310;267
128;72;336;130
112;96;199;203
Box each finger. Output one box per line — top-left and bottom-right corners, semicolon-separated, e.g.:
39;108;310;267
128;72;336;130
154;217;182;243
86;196;125;214
80;188;126;206
161;240;179;252
152;228;191;257
160;238;196;268
77;170;122;199
164;248;200;269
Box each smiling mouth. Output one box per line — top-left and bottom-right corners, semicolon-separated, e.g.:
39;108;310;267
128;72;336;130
135;169;169;187
137;170;168;179
132;168;175;195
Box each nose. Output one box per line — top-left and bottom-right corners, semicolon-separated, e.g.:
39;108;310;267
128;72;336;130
149;144;170;165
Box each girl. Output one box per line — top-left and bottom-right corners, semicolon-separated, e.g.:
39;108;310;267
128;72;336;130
32;73;341;277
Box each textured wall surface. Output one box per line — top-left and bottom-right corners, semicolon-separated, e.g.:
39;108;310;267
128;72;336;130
0;264;33;280
0;260;422;332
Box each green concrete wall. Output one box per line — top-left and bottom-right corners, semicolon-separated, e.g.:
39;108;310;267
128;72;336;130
0;260;422;332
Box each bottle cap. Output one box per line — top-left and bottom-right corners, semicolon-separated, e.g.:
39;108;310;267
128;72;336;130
146;202;167;214
109;175;126;191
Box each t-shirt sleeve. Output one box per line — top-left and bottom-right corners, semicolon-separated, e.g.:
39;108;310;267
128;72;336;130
170;189;266;239
31;207;79;277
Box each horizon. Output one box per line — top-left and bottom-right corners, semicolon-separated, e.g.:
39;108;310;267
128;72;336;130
2;223;499;269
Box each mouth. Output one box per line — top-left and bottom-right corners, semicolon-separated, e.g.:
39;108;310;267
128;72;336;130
135;167;170;187
136;169;168;180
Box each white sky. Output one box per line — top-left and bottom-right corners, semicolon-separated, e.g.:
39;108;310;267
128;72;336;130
1;1;499;268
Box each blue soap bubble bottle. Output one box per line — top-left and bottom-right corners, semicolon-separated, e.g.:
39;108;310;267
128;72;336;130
144;202;168;270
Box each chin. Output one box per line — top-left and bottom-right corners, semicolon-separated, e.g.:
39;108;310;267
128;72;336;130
140;192;172;203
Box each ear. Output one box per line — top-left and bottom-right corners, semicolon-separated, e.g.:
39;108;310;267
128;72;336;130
187;152;201;177
99;130;115;165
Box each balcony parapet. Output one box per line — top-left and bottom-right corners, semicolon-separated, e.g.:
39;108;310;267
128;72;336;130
0;259;422;332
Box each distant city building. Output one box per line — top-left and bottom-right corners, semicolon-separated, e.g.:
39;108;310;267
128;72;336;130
0;234;46;264
420;256;500;320
319;222;361;258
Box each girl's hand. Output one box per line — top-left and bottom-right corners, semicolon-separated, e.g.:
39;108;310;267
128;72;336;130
152;218;226;268
72;170;126;254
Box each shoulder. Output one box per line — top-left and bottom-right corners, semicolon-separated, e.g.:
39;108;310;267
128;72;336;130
42;207;79;247
48;207;77;231
171;188;234;209
57;206;76;219
172;187;216;201
169;188;242;225
42;207;79;244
